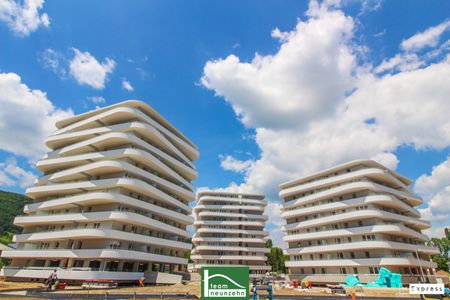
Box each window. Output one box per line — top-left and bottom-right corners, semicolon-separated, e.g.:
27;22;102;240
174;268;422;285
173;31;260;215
365;251;370;258
350;252;355;259
347;237;352;242
312;268;315;274
353;267;358;274
321;268;326;274
340;267;347;274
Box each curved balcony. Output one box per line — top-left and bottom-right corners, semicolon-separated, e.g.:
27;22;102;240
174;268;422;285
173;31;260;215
24;192;192;225
46;132;195;180
280;160;411;189
283;209;430;231
14;228;191;251
190;255;267;261
193;220;265;228
197;195;267;206
37;148;196;183
192;264;270;271
193;246;269;253
47;122;193;168
15;211;190;237
26;178;191;214
192;237;266;243
280;168;409;199
285;257;437;269
36;160;194;201
282;194;419;219
2;249;186;265
197;211;268;220
283;224;428;243
284;241;439;255
283;181;422;209
53;103;198;161
194;205;264;213
195;228;269;236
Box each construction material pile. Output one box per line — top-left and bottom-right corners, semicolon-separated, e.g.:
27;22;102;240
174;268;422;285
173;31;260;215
342;267;402;288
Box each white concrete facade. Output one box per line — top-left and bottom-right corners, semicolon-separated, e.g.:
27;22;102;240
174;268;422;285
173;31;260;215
1;100;198;283
280;160;438;284
191;191;271;277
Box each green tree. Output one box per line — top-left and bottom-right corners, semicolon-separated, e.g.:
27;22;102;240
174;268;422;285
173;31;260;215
427;228;450;271
184;250;192;263
265;239;287;273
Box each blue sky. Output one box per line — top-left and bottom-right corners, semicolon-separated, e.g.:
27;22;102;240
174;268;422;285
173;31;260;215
0;0;449;247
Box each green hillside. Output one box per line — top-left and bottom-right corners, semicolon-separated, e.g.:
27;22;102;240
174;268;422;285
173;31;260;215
0;190;32;245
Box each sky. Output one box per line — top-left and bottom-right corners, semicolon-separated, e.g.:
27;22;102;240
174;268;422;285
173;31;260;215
0;0;449;248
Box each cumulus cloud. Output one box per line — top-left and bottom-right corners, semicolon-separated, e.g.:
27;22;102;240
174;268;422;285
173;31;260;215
0;0;49;36
121;78;134;91
38;48;67;78
69;48;116;89
202;1;356;130
264;201;288;248
415;156;450;238
219;155;254;174
201;0;450;246
0;72;73;161
0;158;37;188
401;20;450;52
87;96;106;105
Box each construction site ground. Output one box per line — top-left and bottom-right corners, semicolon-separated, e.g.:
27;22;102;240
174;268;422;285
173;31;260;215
0;279;429;299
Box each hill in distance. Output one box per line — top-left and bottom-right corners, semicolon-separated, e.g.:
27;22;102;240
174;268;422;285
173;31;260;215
0;190;31;245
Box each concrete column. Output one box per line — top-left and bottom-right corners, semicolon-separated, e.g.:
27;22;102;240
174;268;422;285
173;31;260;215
44;259;51;267
99;259;107;271
118;261;125;272
59;259;68;268
67;259;74;268
133;262;139;272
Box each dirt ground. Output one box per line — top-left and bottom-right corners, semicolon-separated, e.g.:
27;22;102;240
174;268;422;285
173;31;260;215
0;279;425;299
0;280;42;291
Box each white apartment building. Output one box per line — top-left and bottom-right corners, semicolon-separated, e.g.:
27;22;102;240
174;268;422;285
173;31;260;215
191;191;271;278
1;100;198;283
280;159;439;284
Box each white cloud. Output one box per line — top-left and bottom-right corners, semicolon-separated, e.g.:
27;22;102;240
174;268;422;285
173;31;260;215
264;202;288;248
69;48;116;89
219;155;254;174
415;156;450;197
201;1;450;246
87;96;106;105
121;78;134;91
401;20;450;52
0;158;37;188
414;156;450;238
0;72;73;161
374;53;424;73
202;1;356;130
0;0;49;36
38;48;67;78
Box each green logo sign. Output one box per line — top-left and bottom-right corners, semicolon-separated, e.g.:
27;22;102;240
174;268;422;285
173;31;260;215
201;266;249;299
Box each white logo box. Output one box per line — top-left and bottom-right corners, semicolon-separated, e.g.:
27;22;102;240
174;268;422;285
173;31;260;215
409;284;445;294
